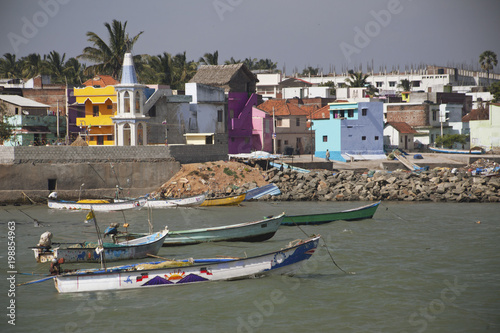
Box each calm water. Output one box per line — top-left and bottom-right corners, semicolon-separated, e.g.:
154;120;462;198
1;201;499;333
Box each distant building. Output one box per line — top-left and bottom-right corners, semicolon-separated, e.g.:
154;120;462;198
312;101;385;161
469;103;500;149
384;122;418;151
189;63;258;94
0;94;64;146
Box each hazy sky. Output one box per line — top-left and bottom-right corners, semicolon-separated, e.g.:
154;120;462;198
1;0;499;75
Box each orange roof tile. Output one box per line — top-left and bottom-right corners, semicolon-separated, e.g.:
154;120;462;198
82;75;119;87
310;105;330;120
257;99;310;116
386;122;417;134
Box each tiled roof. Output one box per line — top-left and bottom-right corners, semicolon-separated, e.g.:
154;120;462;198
256;99;310;116
462;106;489;122
310;105;330;119
83;75;118;87
0;95;50;108
386;122;417;134
189;63;257;85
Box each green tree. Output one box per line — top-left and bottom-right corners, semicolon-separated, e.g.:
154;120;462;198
479;50;498;86
45;51;67;84
79;19;143;79
0;53;22;79
171;52;197;90
199;50;218;65
21;53;47;78
398;79;411;91
302;66;319;76
345;71;370;87
64;57;88;86
435;134;468;149
0;102;14;143
319;80;336;95
488;81;500;103
138;53;172;85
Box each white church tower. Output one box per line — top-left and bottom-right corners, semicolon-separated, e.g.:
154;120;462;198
113;52;149;146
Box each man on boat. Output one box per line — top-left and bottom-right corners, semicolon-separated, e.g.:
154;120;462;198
49;258;64;275
104;223;120;243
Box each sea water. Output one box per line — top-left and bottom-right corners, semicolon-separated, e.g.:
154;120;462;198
0;201;499;332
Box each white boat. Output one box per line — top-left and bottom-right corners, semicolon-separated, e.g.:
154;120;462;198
47;192;146;211
53;235;321;293
33;228;169;263
145;193;206;208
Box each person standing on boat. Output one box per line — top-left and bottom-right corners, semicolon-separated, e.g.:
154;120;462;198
325;149;330;161
104;223;120;243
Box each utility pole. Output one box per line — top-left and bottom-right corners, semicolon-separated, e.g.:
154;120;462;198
56;100;60;138
272;107;276;155
65;77;69;145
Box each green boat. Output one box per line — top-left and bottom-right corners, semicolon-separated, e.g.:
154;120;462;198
281;201;380;226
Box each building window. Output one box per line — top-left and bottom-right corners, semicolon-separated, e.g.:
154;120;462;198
340;110;345;118
347;109;354;118
375;136;379;140
376;82;383;87
107;104;112;109
389;81;396;87
362;136;366;140
333;111;338;118
217;110;223;122
412;81;420;87
97;136;104;145
323;135;328;142
276;118;283;127
400;137;403;143
284;140;288;145
296;118;300;126
296;137;301;149
15;107;19;115
93;105;99;117
433;110;438;121
362;108;367;116
107;135;113;141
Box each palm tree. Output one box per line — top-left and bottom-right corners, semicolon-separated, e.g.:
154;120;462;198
397;79;411;91
45;51;67;84
78;19;143;79
21;53;47;79
0;53;22;79
199;50;218;65
302;66;319;76
224;57;241;65
64;57;88;85
138;53;173;85
170;52;197;90
345;71;370;87
479;50;498;86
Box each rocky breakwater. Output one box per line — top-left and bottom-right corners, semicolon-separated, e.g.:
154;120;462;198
260;168;500;202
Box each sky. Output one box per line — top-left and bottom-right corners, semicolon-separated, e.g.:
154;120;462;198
1;0;499;75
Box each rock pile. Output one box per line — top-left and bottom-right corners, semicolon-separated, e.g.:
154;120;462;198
252;167;500;202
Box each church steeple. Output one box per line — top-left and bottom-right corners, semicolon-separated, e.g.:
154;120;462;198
120;53;138;85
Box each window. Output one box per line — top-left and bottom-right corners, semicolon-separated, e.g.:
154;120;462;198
217;110;223;122
107;135;113;141
362;136;366;140
296;137;301;148
97;136;104;145
107;104;112;109
123;91;130;113
412;81;420;87
333;111;338;118
284;140;288;145
389;81;396;87
276;118;283;126
296;118;300;126
15;107;19;115
340;110;345;118
375;136;379;140
93;105;99;117
347;109;354;118
323;135;328;142
362;108;367;116
376;82;383;87
433;111;438;121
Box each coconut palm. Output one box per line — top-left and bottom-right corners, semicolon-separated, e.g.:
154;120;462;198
64;57;88;86
79;19;143;79
138;53;173;85
0;53;22;79
21;53;47;79
345;71;370;87
199;51;218;65
171;52;197;90
45;51;67;84
479;50;498;86
397;79;411;91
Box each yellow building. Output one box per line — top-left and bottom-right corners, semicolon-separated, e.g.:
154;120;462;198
401;91;410;103
74;76;118;145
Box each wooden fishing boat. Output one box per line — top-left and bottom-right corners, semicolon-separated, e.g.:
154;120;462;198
53;235;321;293
244;183;281;201
117;214;285;246
47;192;146;211
32;228;169;263
200;193;246;207
145;193;206;208
281;201;380;226
429;146;484;154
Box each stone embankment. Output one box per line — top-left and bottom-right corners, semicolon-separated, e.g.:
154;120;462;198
235;168;500;202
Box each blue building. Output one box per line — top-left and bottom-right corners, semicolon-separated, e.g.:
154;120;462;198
312;101;385;161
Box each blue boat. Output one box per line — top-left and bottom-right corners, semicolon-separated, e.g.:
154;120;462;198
245;183;281;200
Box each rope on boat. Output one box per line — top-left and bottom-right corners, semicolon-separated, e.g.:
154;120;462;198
286;216;353;275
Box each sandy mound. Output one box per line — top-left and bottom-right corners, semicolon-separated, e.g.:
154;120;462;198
151;161;268;198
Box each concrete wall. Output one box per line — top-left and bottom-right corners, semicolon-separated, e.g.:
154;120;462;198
0;143;228;203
